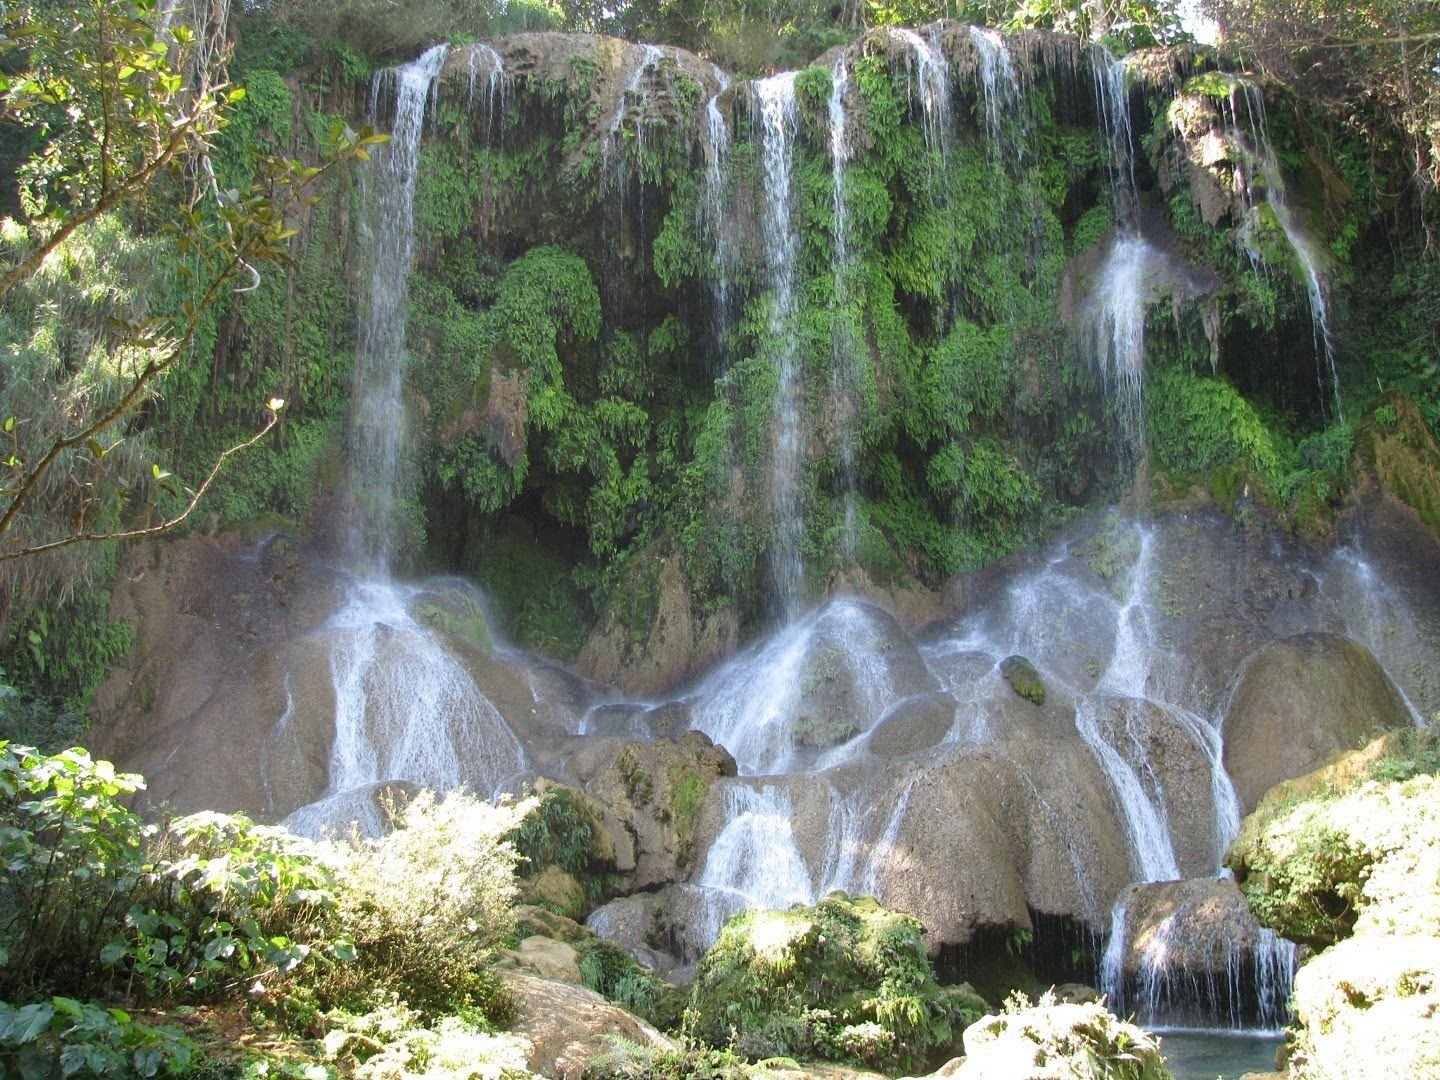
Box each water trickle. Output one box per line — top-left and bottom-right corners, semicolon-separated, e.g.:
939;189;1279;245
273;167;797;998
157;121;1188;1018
701;66;735;362
465;43;507;142
968;27;1022;153
1109;901;1298;1031
288;583;528;838
1081;234;1155;447
755;71;805;618
828;56;860;557
695;783;816;940
350;44;448;575
1090;45;1138;223
889;27;952;159
605;44;667;172
1231;83;1344;422
691;598;902;775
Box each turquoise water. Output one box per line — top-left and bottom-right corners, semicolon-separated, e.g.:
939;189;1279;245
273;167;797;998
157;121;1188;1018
1158;1030;1283;1079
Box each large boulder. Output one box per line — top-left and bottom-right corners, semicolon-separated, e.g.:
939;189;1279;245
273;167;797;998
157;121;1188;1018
502;970;673;1080
578;732;737;890
874;715;1133;941
1222;633;1414;813
1108;878;1297;1030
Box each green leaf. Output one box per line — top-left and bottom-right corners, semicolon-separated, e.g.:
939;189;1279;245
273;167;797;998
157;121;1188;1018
8;1002;55;1044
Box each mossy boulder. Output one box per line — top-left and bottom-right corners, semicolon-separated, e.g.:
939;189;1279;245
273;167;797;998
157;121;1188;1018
509;782;620;911
683;894;978;1074
1353;392;1440;540
999;656;1046;706
1229;769;1440;948
519;866;588;921
1222;633;1414;813
584;733;737;890
948;992;1171;1079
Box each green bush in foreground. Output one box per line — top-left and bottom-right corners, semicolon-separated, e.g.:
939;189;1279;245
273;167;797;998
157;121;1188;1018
0;744;539;1076
682;894;976;1074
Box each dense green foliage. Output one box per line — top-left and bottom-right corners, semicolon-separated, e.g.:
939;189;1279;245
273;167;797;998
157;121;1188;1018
683;894;976;1072
0;744;533;1076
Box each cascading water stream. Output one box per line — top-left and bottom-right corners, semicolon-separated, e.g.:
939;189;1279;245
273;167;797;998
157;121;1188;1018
889;27;952;160
1083;48;1153;448
1231;82;1344;422
1081;234;1155;447
466;43;507;142
348;44;448;575
285;45;529;836
1078;524;1258;1022
968;26;1022;154
755;72;805;620
701;66;735;364
827;57;861;556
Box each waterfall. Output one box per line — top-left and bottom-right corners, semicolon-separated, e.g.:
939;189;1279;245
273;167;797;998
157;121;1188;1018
1091;45;1138;223
755;72;805;619
1232;83;1344;422
348;43;448;575
1107;897;1298;1031
285;44;530;837
828;56;860;557
889;27;952;159
968;26;1022;154
1082;49;1154;447
701;66;735;365
1081;234;1156;447
695;784;816;942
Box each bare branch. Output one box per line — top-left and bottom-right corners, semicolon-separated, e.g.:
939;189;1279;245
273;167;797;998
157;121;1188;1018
0;412;281;562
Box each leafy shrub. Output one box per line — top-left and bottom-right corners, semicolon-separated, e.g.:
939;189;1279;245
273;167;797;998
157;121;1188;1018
316;790;534;1019
507;787;614;901
581;1036;748;1080
960;991;1170;1079
320;1003;530;1080
682;894;975;1073
0;996;195;1079
575;938;683;1030
0;744;346;1003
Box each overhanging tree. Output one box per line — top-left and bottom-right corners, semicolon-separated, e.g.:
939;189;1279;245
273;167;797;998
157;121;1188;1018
0;0;382;598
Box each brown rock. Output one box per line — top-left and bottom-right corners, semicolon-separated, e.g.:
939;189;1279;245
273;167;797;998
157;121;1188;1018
1223;633;1414;812
503;970;673;1080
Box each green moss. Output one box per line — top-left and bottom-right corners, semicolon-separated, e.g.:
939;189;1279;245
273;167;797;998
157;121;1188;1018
684;894;976;1073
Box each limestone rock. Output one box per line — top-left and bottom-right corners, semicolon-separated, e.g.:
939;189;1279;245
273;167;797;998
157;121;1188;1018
1109;878;1296;1029
503;970;673;1080
577;550;739;697
1353;392;1440;540
867;692;958;757
513;935;583;984
581;733;736;890
1290;935;1440;1080
1223;633;1413;812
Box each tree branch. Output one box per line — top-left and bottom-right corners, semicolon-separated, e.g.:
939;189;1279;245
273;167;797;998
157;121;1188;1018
0;410;280;562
